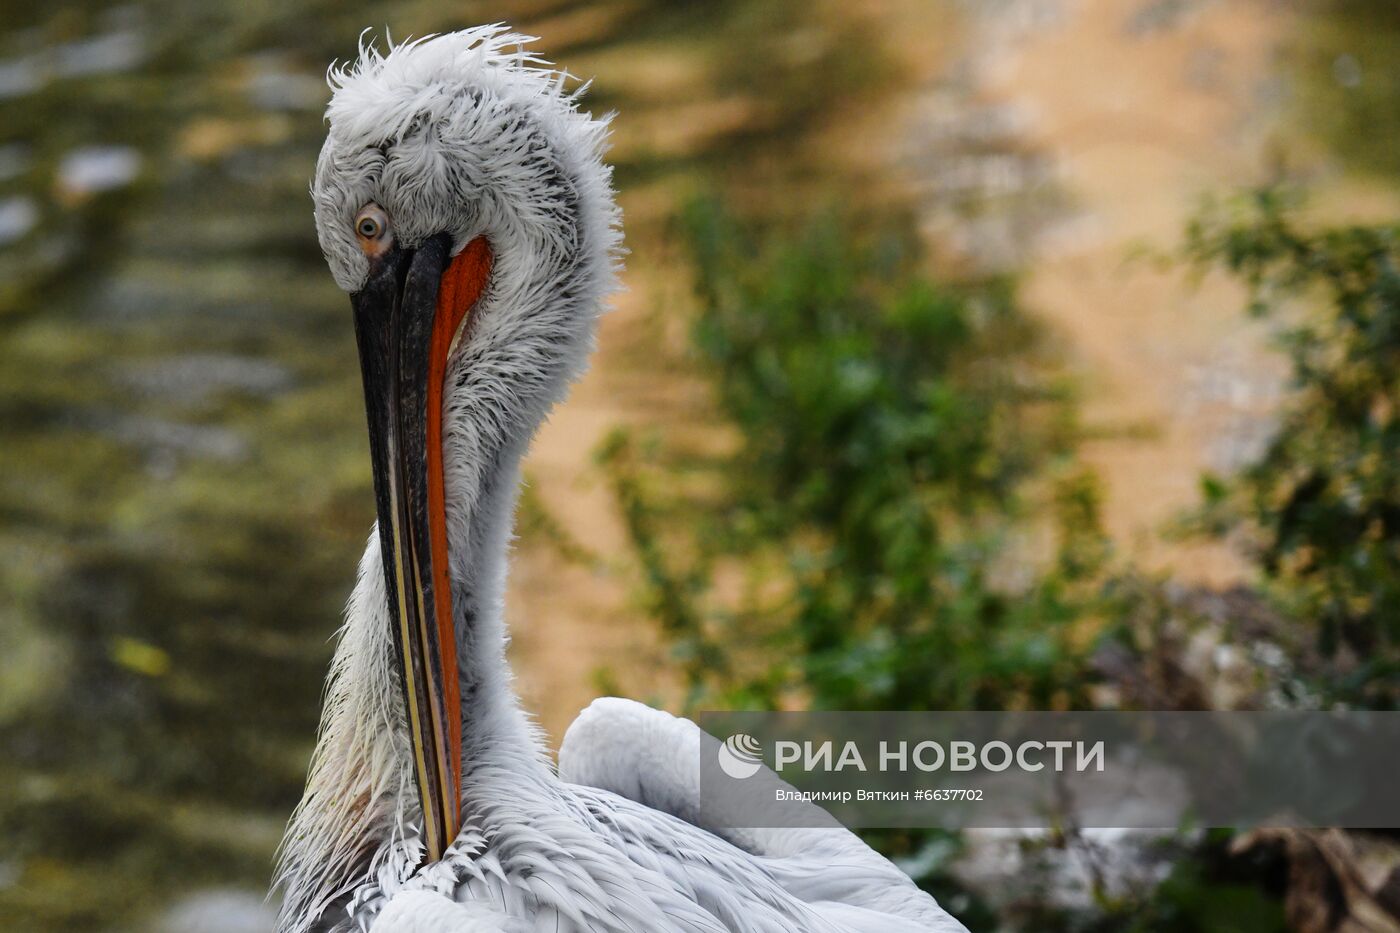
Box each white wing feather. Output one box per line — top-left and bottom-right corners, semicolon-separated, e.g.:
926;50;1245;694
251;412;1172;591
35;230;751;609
560;697;969;932
369;891;518;932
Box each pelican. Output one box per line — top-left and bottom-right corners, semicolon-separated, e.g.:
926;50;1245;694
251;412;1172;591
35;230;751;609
274;26;969;933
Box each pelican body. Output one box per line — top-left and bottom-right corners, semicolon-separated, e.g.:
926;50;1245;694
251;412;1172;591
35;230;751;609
274;27;967;933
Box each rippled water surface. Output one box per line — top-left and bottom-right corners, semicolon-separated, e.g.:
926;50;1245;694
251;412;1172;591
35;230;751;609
0;5;410;929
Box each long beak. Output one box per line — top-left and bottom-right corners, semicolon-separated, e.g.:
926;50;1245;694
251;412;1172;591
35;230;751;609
349;233;492;863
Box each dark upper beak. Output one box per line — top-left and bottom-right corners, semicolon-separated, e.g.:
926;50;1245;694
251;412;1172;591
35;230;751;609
349;233;462;863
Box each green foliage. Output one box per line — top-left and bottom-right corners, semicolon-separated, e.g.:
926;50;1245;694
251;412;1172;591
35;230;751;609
1186;191;1400;707
1295;0;1400;182
602;198;1103;714
603;197;1313;928
1120;831;1287;933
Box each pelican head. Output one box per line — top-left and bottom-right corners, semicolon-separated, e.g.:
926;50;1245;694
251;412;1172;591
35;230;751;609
278;26;620;930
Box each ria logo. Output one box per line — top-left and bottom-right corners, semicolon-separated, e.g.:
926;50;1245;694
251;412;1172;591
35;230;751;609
718;733;763;779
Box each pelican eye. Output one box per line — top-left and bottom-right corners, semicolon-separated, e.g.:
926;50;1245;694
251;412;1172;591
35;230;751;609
353;204;392;257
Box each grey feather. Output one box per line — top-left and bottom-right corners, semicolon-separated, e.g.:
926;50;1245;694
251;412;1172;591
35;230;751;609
275;26;967;933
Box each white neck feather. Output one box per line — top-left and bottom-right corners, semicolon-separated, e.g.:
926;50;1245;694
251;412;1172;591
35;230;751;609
278;30;621;930
277;240;605;931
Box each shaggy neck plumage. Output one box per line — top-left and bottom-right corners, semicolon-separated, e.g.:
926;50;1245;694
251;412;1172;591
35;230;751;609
278;27;620;931
278;211;608;933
